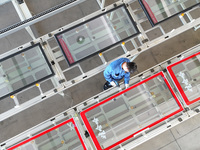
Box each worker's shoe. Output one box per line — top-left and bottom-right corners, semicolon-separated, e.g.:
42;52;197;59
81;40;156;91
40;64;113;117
103;81;112;90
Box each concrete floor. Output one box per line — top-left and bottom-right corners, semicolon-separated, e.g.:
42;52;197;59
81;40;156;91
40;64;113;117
0;0;200;150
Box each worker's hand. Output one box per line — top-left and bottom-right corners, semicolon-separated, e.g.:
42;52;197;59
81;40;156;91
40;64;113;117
125;84;129;89
110;81;117;87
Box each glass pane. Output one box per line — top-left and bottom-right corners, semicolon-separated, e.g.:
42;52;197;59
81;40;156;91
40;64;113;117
167;51;200;105
55;4;139;65
8;118;86;150
139;0;200;25
81;72;183;150
0;43;54;99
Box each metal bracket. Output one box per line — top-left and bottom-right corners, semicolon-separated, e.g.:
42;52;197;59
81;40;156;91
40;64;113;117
194;24;200;31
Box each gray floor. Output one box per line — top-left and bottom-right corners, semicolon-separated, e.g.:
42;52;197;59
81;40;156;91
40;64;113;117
0;0;200;150
133;113;200;150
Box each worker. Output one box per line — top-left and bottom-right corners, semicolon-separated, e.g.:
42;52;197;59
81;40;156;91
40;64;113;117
103;57;137;90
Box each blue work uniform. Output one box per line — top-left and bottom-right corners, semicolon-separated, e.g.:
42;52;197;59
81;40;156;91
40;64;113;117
103;58;130;84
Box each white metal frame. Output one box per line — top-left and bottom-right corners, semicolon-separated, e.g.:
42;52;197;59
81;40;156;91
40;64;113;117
1;44;200;149
0;0;199;125
1;0;200;149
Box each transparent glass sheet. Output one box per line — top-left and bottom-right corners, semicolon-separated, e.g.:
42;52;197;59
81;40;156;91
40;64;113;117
8;118;86;150
81;72;182;150
167;51;200;105
55;5;139;65
0;43;54;99
139;0;200;25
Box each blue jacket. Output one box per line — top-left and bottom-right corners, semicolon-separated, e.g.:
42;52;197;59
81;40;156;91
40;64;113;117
104;58;130;84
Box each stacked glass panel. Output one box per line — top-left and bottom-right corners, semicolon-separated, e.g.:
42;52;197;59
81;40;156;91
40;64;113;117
0;43;54;99
167;51;200;105
81;72;183;150
7;118;86;150
55;4;139;65
139;0;200;26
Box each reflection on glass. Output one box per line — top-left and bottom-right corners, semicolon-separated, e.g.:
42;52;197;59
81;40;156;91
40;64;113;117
167;52;200;105
139;0;200;25
8;119;86;150
55;5;139;65
81;72;182;150
0;43;54;99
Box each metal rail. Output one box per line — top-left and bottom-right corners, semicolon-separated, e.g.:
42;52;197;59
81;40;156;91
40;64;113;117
0;0;86;38
0;0;200;149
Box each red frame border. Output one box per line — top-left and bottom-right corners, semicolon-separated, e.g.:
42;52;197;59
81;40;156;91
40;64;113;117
7;118;87;150
167;51;200;105
142;0;158;24
80;72;183;150
58;38;75;64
